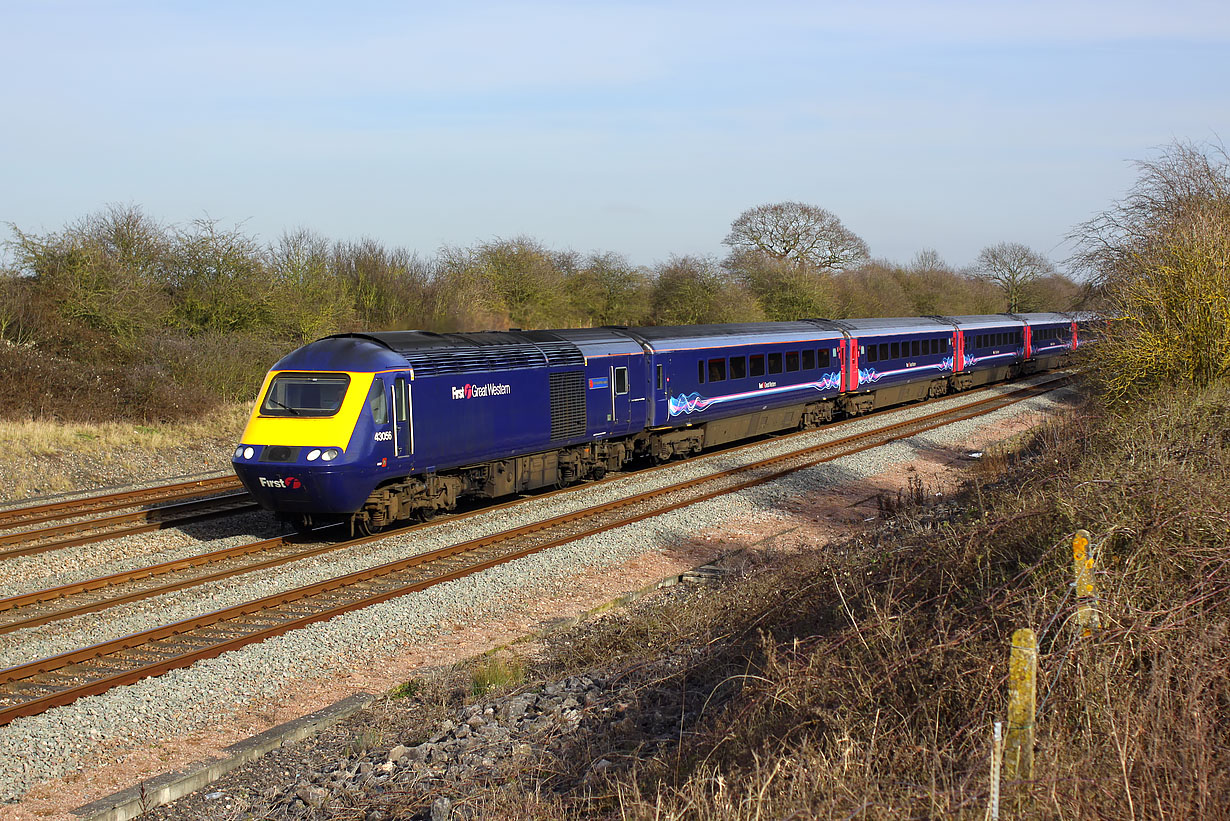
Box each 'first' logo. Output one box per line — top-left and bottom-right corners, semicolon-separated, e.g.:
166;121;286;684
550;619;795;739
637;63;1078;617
259;476;301;490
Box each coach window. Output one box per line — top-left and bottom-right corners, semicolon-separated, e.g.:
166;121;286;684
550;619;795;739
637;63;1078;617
750;354;765;377
708;358;726;382
876;343;887;361
802;349;815;369
817;348;830;368
785;351;799;372
890;341;900;360
698;360;705;384
730;356;747;379
615;367;629;394
368;378;388;424
656;365;664;390
866;345;877;362
768;352;783;374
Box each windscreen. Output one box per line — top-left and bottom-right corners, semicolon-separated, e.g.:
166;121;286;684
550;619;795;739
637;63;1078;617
261;373;351;417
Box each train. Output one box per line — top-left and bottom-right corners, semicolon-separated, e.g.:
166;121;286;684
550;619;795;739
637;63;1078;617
231;312;1091;532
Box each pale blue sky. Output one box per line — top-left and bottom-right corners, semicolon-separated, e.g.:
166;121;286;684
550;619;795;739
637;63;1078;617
2;1;1228;270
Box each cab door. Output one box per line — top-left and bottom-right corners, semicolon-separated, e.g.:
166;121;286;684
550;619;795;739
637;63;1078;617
392;374;413;460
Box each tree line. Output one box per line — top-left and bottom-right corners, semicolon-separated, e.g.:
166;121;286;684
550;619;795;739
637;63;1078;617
0;202;1082;421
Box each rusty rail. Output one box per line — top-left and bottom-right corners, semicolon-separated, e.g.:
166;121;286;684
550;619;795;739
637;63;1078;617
0;375;1069;726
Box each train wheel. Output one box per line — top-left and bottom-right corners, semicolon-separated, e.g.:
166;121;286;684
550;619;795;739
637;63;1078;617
353;513;385;537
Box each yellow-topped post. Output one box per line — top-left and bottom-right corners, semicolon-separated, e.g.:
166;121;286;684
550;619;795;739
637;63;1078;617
1072;529;1100;635
1005;627;1037;783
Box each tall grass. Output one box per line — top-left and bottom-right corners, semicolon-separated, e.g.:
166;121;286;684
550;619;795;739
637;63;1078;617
414;384;1228;820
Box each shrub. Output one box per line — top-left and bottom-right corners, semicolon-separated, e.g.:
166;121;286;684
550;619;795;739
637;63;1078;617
1076;141;1230;398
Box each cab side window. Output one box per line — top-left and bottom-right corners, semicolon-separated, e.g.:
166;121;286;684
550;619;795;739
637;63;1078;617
368;378;388;424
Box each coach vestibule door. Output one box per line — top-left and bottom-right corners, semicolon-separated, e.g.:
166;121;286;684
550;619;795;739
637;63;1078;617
392;375;413;459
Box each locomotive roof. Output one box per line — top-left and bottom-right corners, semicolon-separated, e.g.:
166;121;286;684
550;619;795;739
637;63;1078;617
327;330;585;376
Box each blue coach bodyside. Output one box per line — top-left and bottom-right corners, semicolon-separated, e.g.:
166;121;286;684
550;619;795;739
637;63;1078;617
946;315;1026;377
621;322;847;427
831;317;956;392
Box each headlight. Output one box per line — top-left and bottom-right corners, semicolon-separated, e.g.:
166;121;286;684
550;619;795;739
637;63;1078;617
306;448;321;461
243;446;255;460
321;448;341;462
234;446;244;458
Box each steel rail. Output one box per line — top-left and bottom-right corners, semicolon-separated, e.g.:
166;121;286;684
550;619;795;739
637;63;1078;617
0;476;243;530
0;374;1069;725
0;496;260;562
0;375;1064;634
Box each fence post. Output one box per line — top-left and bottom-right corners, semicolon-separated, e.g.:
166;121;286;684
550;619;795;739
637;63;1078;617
988;721;1003;820
1072;529;1100;636
1005;627;1037;784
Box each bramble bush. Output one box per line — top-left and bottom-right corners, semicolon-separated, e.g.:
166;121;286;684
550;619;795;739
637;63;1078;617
1076;141;1230;399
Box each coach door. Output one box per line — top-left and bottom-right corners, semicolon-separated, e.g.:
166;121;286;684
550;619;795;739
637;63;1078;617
392;375;413;459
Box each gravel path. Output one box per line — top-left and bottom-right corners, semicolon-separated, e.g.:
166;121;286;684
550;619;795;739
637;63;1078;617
0;375;1076;804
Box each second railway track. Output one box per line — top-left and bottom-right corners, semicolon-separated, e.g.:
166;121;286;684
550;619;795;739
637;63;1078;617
0;374;1069;726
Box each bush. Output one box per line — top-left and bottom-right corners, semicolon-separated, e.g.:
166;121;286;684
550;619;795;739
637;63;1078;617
1076;141;1230;399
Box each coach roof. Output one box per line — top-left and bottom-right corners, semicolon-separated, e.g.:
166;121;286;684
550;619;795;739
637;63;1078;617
619;321;845;352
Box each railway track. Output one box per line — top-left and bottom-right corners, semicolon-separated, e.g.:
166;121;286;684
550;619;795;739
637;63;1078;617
0;475;243;530
0;490;258;562
0;374;1068;726
0;374;1066;637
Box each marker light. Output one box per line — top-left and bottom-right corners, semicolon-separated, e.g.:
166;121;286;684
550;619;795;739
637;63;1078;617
233;446;244;458
321;448;341;462
242;447;255;460
306;449;321;461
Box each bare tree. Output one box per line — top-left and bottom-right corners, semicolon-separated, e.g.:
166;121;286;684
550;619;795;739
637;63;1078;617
973;242;1055;312
1073;140;1230;396
723;201;869;271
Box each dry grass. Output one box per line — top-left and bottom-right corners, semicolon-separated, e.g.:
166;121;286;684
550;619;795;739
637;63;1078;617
388;382;1230;820
0;403;249;459
0;403;249;499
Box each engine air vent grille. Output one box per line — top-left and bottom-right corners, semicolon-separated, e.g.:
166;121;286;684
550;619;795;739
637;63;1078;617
549;371;587;441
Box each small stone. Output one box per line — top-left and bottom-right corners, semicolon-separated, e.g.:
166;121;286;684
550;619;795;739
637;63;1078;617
295;785;328;807
431;796;453;820
466;714;486;728
387;744;411;763
455;724;471;739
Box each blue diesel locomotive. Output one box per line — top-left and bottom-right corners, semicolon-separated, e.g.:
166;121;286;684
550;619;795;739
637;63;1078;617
232;313;1086;531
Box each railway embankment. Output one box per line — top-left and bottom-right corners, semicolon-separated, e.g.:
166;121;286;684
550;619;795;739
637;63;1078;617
141;380;1229;820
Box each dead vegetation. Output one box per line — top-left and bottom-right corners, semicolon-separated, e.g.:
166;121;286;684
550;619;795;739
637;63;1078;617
365;382;1229;819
